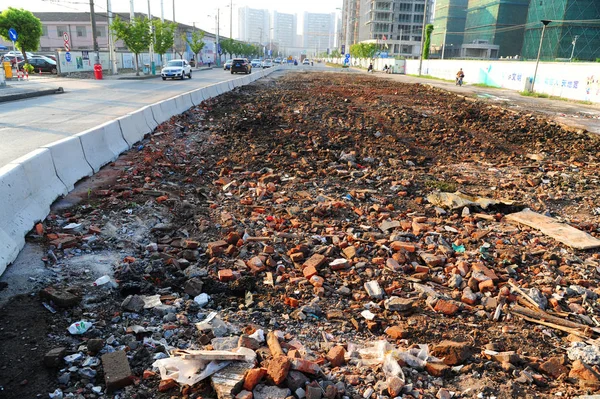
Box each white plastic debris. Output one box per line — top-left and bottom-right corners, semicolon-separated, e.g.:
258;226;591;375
67;321;93;335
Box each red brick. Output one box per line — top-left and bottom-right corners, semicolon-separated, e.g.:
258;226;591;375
478;279;495;293
303;254;326;269
385;325;408;339
218;269;235;282
425;362;450;377
291;358;321;375
236;390;253;399
49;235;78;249
267;356;291;385
143;370;156;379
434;299;460;316
303;265;318;279
431;341;474;366
390;241;416;252
326;346;346;367
290;252;304;262
414;265;429;274
158;378;178;392
244;368;267;391
207;240;227;249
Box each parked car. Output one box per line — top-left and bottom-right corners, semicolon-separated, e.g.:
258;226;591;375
231;58;251;74
262;59;273;68
4;50;34;59
224;59;233;70
161;59;192;80
274;57;282;64
251;59;262;68
302;58;311;65
28;57;58;74
2;54;24;67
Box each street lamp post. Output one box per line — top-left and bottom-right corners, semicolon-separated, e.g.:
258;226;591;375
531;19;551;93
418;0;429;76
270;27;274;58
570;35;579;62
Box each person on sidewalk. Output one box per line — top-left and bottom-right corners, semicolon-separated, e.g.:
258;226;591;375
368;63;373;73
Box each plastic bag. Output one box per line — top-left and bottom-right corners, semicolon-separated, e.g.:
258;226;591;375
68;320;93;335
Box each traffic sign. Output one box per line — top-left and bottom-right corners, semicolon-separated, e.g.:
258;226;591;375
8;28;17;42
64;42;71;52
65;52;72;62
345;53;350;60
63;32;70;43
341;45;345;55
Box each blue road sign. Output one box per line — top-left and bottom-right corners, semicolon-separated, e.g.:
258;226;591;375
65;52;72;62
268;49;272;56
341;45;345;54
217;43;222;55
8;28;18;42
345;53;350;60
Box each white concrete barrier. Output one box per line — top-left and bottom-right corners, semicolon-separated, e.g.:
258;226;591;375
228;80;235;90
174;93;194;114
203;84;219;99
159;98;179;120
119;109;151;147
10;148;68;210
42;136;93;191
151;100;169;126
0;163;48;274
190;88;205;106
77;120;129;172
142;105;158;131
216;82;229;95
0;228;18;275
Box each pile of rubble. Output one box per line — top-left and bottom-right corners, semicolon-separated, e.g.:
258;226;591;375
8;73;600;399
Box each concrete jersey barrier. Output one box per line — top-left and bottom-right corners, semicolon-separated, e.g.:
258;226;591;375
0;70;278;275
42;136;94;191
77;120;129;172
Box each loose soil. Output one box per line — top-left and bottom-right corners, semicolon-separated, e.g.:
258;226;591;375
1;72;599;399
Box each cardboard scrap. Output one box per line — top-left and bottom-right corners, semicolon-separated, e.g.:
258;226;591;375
506;209;600;250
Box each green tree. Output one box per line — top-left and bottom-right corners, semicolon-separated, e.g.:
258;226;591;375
0;8;43;64
111;16;151;75
185;29;205;67
220;38;236;59
423;24;434;60
153;19;176;63
330;49;341;58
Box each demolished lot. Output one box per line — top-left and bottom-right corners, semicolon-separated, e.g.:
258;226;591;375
2;72;600;399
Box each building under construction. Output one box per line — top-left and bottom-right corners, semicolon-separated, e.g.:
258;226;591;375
463;0;530;58
521;0;600;61
431;0;468;58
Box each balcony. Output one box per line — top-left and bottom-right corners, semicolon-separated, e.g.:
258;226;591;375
366;11;392;23
372;1;392;12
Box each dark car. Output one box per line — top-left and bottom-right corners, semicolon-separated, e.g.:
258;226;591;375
230;58;251;74
28;57;58;74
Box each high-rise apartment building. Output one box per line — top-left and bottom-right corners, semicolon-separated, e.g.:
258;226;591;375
303;12;336;54
272;11;297;48
238;7;270;45
341;0;434;57
521;0;600;61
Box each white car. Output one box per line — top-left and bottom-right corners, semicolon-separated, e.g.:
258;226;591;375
251;59;262;68
262;59;273;68
303;59;310;65
4;50;34;58
161;59;192;80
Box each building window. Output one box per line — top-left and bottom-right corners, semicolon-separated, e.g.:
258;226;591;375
399;14;411;22
96;27;106;37
415;4;425;12
41;26;48;37
57;26;67;37
76;26;87;37
398;3;412;12
413;15;423;23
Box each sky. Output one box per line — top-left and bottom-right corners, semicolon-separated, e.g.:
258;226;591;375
0;0;343;38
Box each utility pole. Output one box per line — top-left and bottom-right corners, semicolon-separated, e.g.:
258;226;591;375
172;0;176;58
89;0;100;64
441;29;447;59
570;35;579;61
129;0;134;21
531;19;551;93
230;0;233;39
216;9;220;66
147;0;155;74
107;0;118;74
344;0;351;55
160;0;164;21
418;0;429;76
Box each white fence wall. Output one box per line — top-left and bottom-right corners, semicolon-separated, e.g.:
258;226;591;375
405;59;598;103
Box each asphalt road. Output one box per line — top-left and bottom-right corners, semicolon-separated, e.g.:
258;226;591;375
0;66;281;167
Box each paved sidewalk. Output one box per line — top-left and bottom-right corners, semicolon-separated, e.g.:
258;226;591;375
0;78;63;103
365;70;600;135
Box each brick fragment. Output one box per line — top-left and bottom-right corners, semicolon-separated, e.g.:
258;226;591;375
40;286;80;308
219;269;235;282
244;368;267;391
267;356;291;385
101;350;133;393
434;299;460;315
326;346;346;367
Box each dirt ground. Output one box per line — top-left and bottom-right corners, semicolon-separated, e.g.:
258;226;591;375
1;72;600;399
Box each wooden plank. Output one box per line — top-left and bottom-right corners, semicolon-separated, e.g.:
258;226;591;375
505;209;600;250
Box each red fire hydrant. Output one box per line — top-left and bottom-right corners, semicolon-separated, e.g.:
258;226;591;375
93;63;103;80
